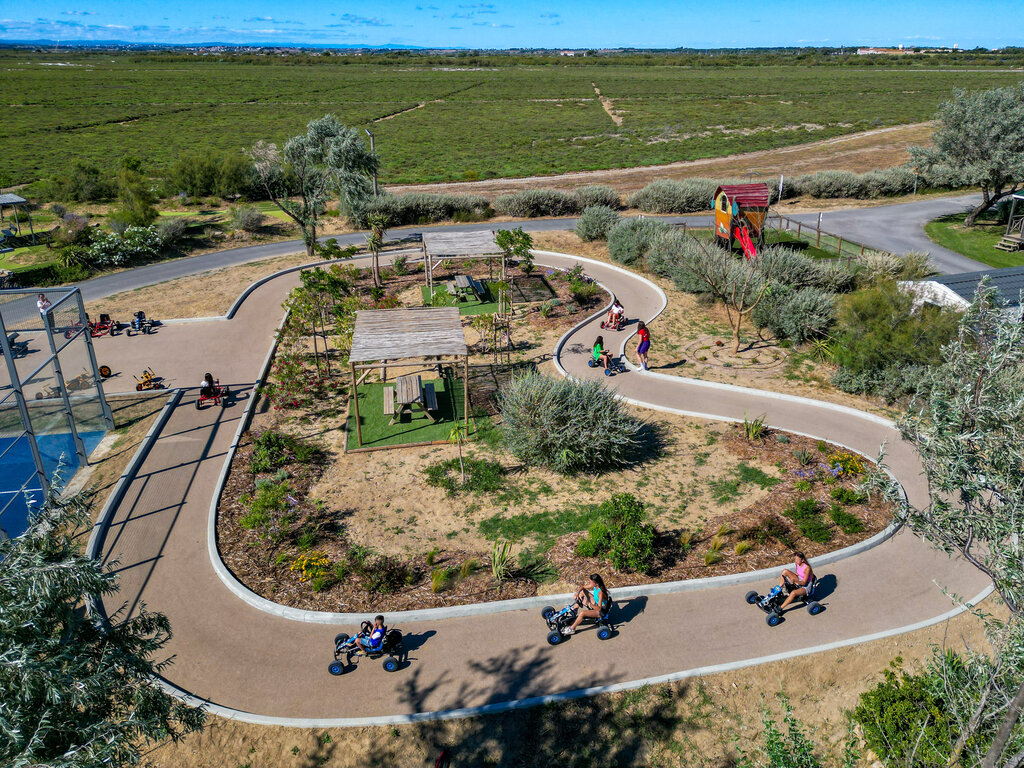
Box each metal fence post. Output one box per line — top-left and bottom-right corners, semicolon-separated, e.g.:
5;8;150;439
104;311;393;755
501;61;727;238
0;313;49;496
42;313;88;466
75;290;114;429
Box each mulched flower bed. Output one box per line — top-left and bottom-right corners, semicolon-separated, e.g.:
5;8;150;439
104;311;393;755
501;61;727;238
218;420;893;613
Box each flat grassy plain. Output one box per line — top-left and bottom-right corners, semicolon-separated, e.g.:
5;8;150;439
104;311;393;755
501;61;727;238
3;52;1023;185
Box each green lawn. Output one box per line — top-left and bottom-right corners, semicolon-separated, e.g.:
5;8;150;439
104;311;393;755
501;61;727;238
421;283;502;315
347;376;480;450
691;227;836;260
925;213;1023;269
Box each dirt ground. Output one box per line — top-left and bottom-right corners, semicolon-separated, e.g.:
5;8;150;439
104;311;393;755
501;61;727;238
143;595;997;768
389;122;935;199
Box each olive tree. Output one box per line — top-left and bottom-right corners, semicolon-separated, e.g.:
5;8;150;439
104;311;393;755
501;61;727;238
249;115;377;258
910;85;1024;226
867;283;1024;768
0;484;205;767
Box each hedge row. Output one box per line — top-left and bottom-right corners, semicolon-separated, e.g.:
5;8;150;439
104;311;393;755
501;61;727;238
351;192;494;228
493;185;621;218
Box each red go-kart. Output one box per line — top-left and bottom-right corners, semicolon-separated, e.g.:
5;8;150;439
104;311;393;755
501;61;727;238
196;380;230;409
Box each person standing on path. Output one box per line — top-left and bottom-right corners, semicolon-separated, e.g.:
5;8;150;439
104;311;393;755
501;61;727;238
635;320;651;370
36;293;54;331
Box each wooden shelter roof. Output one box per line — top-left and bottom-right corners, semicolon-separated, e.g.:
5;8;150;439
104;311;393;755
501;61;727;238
0;194;27;206
715;184;770;208
349;307;467;362
422;230;501;257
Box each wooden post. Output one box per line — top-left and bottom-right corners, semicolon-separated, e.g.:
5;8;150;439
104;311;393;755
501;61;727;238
836;236;844;257
796;221;802;238
350;362;363;447
463;354;469;435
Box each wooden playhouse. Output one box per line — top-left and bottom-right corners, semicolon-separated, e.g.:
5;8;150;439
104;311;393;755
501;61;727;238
713;183;771;258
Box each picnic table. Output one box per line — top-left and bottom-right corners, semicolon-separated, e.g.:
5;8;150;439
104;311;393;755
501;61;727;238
383;374;439;425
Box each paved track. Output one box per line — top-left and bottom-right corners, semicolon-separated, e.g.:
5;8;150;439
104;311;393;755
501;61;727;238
87;240;990;723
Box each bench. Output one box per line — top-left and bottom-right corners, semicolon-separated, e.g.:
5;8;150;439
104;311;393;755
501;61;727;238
468;277;487;299
445;281;458;295
383;386;396;416
422;382;439;412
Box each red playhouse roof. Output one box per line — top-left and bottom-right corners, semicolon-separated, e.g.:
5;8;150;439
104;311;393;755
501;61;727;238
715;183;770;208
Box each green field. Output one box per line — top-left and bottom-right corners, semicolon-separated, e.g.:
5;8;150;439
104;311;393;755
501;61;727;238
3;52;1023;186
925;213;1024;269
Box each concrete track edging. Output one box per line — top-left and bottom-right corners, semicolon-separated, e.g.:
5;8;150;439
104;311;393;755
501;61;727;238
202;251;898;625
86;388;183;561
153;582;994;728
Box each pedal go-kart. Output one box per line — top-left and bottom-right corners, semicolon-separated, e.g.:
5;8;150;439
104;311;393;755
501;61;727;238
541;600;614;646
745;579;823;627
134;367;163;391
588;355;628;377
600;314;628;331
196;380;229;409
329;623;404;675
35;371;94;400
64;313;119;339
125;311;156;336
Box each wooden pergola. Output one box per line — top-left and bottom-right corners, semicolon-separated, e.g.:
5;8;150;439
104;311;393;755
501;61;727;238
0;193;35;244
348;307;469;447
421;230;503;293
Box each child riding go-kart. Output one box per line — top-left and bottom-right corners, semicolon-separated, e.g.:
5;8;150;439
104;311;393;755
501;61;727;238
588;355;627;376
745;578;823;627
329;617;404;675
196;374;229;409
601;300;627;332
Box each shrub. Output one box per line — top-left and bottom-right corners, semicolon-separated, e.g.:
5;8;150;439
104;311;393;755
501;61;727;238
232;205;266;232
251;430;322;473
41;161;116;202
239;480;291;538
498;373;648;475
87;225;161;267
606;217;672;266
494;189;581;218
734;540;752;555
783;498;832;543
575;205;619;241
156;216;190;247
742;414;769;442
738;514;795;549
858;250;935;284
852;663;958;767
626;178;719;214
704;550;723;566
862;166;918;197
826;451;865;476
290;551;330;583
830;485;866;504
459;558;479;578
793;170;867;199
569;279;601;302
53;213;91;247
491;539;514;583
363;555;418;594
828;504;865;534
752;284;836;342
517;550;557;583
574;493;656;573
430;567;452;593
352;192;492;227
573;184;621;210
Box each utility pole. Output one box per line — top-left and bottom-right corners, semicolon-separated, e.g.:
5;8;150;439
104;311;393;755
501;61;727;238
365;128;378;196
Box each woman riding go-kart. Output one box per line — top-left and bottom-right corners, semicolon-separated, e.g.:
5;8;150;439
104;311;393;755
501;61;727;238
542;574;615;645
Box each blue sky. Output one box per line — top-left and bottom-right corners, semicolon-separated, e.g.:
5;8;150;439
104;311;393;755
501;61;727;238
2;0;1021;49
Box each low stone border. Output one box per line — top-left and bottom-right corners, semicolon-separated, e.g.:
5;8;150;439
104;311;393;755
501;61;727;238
203;250;899;624
86;387;183;562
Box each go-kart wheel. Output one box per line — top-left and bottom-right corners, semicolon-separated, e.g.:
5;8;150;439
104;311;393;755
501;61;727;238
334;633;350;647
745;590;759;605
807;601;823;616
99;365;112;378
135;383;143;391
328;661;345;676
35;392;43;400
220;396;227;408
604;368;612;376
541;605;555;621
383;657;399;672
195;399;202;410
546;631;563;646
766;612;782;627
588;359;596;368
597;626;612;640
126;328;133;337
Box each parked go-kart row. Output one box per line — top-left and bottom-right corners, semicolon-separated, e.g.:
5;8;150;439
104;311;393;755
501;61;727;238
62;310;159;339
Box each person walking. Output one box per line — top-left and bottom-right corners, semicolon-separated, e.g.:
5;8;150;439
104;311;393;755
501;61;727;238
36;293;54;331
635;320;651;370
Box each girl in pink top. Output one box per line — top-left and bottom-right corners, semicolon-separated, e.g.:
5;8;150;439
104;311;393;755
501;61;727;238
778;551;815;611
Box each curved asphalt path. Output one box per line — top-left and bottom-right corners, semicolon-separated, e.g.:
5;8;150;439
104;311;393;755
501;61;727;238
86;239;990;722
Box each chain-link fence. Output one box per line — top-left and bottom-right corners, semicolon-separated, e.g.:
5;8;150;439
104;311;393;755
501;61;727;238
0;287;112;540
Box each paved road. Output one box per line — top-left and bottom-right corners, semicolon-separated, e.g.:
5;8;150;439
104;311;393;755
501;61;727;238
76;194;984;305
789;193;985;273
87;247;989;724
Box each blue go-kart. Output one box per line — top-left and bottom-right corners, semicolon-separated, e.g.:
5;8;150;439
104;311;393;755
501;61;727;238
745;579;822;627
588;356;628;377
328;622;404;675
541;600;614;645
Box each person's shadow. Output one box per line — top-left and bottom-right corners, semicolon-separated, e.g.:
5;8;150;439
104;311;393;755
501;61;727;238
602;595;647;638
397;629;436;667
812;573;838;601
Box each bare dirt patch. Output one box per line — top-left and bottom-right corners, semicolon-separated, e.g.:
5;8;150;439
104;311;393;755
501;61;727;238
143;596;997;768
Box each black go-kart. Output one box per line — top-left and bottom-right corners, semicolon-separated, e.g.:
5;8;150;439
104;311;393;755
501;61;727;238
542;600;614;645
126;311;156;336
588;356;628;377
745;579;822;627
329;622;404;675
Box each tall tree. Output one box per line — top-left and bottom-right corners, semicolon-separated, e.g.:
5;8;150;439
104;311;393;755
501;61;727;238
0;485;205;768
112;156;158;228
910;85;1024;226
867;282;1024;768
250;115;377;259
